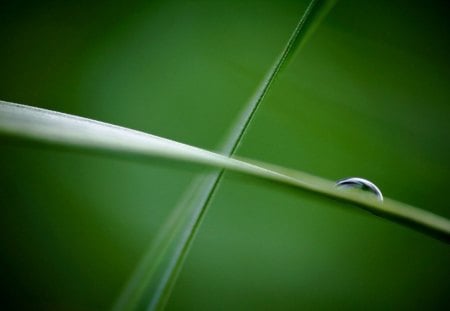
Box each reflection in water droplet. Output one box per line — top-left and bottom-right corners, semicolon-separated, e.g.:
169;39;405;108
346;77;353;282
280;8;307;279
336;177;383;201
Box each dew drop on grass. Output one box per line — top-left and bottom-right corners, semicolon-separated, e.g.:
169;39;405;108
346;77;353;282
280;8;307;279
336;177;383;201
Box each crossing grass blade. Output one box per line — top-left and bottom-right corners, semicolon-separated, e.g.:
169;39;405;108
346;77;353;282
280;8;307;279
112;1;339;310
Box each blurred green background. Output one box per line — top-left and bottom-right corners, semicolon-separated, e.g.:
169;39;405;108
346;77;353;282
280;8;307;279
1;0;449;310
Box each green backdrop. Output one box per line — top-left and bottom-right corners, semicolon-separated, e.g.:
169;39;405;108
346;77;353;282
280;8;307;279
1;0;449;310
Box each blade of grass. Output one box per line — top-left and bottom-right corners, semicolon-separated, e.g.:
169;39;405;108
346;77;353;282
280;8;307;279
113;1;339;310
221;0;337;156
1;100;449;244
112;173;221;311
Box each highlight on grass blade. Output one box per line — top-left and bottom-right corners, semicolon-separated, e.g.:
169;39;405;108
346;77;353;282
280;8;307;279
1;100;450;243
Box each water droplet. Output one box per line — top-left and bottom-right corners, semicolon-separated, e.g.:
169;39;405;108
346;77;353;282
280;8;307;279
335;177;383;201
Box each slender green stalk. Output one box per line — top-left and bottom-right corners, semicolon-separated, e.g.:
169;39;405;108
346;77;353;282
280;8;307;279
1;100;449;244
221;0;337;156
112;1;339;310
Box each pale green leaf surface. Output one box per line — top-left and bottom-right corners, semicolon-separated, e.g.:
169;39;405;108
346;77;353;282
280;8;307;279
1;100;449;244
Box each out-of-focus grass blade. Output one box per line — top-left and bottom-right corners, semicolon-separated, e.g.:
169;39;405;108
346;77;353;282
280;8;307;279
221;0;337;156
113;1;339;310
112;174;221;311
